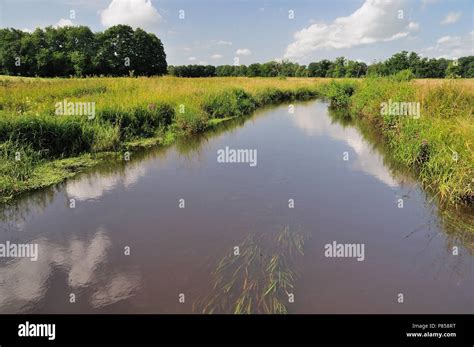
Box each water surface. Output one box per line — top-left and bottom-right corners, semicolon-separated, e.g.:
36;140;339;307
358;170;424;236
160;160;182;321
0;100;472;313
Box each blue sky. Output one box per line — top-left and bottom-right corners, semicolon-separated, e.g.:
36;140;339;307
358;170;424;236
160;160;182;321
0;0;472;65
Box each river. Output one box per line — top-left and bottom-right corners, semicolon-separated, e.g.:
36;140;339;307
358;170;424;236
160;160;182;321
0;100;472;313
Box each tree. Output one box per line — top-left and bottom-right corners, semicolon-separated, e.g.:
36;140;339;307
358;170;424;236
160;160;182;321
0;29;27;75
216;65;234;76
445;61;461;78
261;61;279;77
130;28;167;76
295;65;308;77
307;59;331;77
345;60;367;77
385;51;410;74
458;56;474;78
327;57;346;77
247;63;262;77
65;26;96;76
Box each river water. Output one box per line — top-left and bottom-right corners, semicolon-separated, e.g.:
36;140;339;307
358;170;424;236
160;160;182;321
0;100;472;313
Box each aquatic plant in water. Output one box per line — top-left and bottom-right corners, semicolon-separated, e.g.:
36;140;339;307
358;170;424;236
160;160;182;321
194;227;305;314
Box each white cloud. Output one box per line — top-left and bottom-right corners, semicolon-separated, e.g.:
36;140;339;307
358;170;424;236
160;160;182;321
291;103;399;188
100;0;162;29
211;54;223;59
198;60;208;65
441;12;461;25
424;31;474;59
283;0;416;61
235;48;251;56
216;40;232;46
188;57;197;61
53;18;75;28
407;22;419;30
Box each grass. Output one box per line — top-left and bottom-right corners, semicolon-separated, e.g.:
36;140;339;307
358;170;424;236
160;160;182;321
324;78;473;205
0;76;326;203
193;227;305;314
0;75;472;206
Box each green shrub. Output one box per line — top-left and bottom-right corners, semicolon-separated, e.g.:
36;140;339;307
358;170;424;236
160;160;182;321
99;103;174;139
391;69;415;82
254;88;291;105
0;114;96;156
173;108;208;135
322;80;356;108
203;89;257;119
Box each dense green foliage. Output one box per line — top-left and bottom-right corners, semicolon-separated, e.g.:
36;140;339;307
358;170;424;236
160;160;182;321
169;52;473;79
168;65;216;77
0;25;167;77
2;24;471;80
368;51;474;78
169;58;368;78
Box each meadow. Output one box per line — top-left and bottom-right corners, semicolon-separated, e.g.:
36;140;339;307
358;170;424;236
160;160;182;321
0;76;472;207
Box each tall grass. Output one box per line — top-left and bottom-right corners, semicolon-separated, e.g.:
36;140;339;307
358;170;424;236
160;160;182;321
0;75;472;205
0;76;327;202
324;78;473;205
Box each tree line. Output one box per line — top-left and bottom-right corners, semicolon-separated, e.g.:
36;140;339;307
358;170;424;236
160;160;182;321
0;25;167;77
169;52;474;79
1;24;472;79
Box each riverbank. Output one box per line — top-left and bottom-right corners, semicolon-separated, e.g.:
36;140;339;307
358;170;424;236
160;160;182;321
323;78;473;205
0;76;325;203
0;76;472;207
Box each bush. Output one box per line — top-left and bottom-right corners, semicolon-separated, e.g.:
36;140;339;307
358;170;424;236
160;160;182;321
323;81;356;108
254;88;291;105
174;108;208;135
0;114;96;156
202;89;256;119
99;103;174;139
391;69;415;82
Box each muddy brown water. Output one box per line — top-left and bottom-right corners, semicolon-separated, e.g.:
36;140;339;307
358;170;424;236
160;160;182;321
0;100;472;313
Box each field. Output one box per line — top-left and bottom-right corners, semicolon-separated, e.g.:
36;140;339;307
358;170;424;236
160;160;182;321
0;76;473;207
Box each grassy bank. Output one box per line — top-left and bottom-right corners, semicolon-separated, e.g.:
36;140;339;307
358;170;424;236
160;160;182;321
323;78;473;205
0;76;325;203
1;76;472;206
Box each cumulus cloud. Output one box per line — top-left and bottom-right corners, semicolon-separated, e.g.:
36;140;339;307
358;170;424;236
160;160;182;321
424;31;474;59
441;12;461;25
188;56;197;61
216;40;232;46
284;0;416;61
100;0;162;29
53;18;75;28
235;48;251;56
211;54;223;59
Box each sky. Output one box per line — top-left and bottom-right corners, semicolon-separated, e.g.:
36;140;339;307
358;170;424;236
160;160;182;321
0;0;472;65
